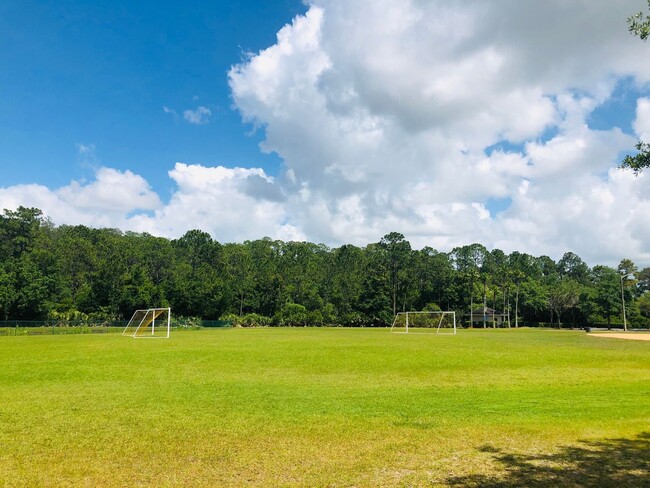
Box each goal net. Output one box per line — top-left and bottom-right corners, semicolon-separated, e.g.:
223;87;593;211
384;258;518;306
390;311;456;335
122;308;171;339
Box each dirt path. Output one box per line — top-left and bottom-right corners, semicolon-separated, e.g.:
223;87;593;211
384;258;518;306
589;333;650;341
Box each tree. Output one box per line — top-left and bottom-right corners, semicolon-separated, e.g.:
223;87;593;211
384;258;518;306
329;244;365;323
51;226;97;312
246;238;283;317
489;248;515;327
223;243;254;316
451;243;488;324
621;2;650;173
638;266;650;293
411;247;454;312
558;252;589;284
276;241;328;311
0;264;16;320
591;265;621;327
508;251;537;327
638;292;650;326
547;279;580;328
358;243;392;326
536;255;558;284
0;207;46;259
378;233;412;316
520;278;548;323
169;230;226;318
2;204;645;329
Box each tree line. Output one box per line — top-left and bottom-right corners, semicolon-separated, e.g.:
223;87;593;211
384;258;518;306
1;206;649;328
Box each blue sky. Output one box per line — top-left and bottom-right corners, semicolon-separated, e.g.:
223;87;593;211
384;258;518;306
1;0;305;196
1;1;650;266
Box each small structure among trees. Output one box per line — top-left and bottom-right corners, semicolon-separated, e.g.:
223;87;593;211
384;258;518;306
469;307;507;328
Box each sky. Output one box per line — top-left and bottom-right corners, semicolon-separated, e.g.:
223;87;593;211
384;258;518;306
1;0;650;267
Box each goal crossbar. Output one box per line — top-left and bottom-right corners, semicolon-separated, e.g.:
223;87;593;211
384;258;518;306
122;308;171;339
390;311;456;335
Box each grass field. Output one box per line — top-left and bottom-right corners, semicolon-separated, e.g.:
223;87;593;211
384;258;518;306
1;328;648;487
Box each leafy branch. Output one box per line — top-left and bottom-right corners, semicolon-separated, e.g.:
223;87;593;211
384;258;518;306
620;2;650;174
628;0;650;40
621;141;650;175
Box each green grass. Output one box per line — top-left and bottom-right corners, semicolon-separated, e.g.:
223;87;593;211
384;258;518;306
1;328;648;486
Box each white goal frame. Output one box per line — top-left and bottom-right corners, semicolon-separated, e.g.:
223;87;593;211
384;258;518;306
390;311;456;335
122;308;171;339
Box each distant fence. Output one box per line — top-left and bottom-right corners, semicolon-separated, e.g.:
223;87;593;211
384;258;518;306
0;322;126;336
0;319;232;336
202;320;233;328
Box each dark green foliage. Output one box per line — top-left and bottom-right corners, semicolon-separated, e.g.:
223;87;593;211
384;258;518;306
0;207;648;327
276;302;308;326
558;252;590;284
591;266;622;326
379;232;412;316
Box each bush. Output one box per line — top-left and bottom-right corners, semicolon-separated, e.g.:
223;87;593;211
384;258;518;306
240;313;272;328
220;313;272;328
336;312;365;327
307;310;324;326
220;313;240;326
276;303;308;327
48;309;91;324
172;316;203;329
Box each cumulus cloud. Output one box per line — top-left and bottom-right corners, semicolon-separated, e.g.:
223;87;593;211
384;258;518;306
0;167;162;229
226;0;650;264
0;164;300;243
183;106;212;125
2;1;650;266
128;163;301;242
56;168;162;213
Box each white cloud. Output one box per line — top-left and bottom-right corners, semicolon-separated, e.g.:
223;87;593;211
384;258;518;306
0;164;301;242
224;0;650;265
128;163;300;242
2;1;650;266
0;168;162;229
57;167;161;213
634;97;650;141
183;106;212;125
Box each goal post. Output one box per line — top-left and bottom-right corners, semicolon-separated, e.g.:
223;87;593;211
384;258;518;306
122;308;171;339
390;311;456;335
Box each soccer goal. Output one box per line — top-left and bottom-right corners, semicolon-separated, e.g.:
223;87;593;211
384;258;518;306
122;308;171;339
390;311;456;335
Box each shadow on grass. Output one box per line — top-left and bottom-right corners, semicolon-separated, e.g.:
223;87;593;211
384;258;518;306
447;432;650;488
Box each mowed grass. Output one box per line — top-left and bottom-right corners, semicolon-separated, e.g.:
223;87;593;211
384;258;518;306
0;328;648;487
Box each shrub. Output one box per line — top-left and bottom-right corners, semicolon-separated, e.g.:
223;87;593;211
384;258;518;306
240;313;272;328
276;303;308;327
307;310;324;327
220;313;272;328
172;316;203;329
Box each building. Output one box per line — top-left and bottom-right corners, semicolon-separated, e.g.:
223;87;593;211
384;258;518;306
469;307;507;327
